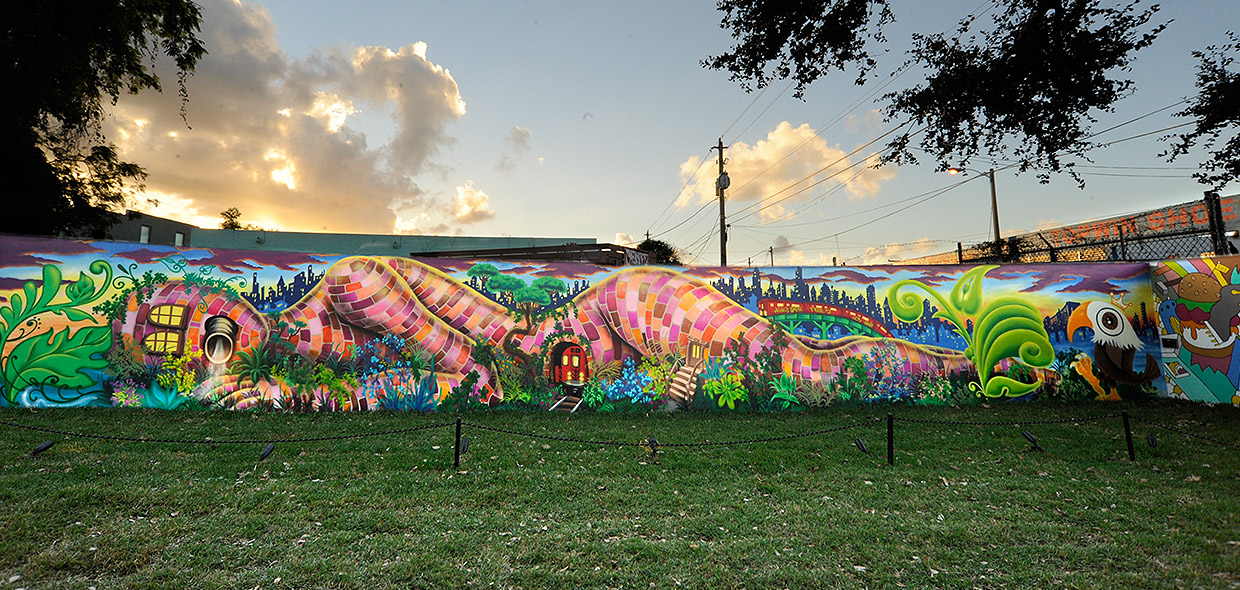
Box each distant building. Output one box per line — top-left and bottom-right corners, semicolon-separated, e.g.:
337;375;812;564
898;192;1240;265
110;211;196;247
108;210;605;260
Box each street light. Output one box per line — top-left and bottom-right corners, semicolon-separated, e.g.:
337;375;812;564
947;166;1001;244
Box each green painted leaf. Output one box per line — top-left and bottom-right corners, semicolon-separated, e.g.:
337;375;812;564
982;375;1042;398
58;307;96;322
886;279;932;323
4;326;111;392
6;293;24;326
949;265;996;316
0;300;15;331
66;274;95;302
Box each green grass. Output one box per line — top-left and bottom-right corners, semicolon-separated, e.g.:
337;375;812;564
1;400;1238;589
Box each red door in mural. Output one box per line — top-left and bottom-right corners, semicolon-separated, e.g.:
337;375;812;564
554;344;590;386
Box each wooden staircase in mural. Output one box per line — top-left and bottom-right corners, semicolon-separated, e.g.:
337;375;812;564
665;364;702;405
550;392;583;413
665;338;708;406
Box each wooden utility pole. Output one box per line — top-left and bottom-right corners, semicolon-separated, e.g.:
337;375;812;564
713;138;729;266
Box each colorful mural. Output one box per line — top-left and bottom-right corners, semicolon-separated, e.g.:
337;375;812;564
1151;256;1240;404
0;235;1180;412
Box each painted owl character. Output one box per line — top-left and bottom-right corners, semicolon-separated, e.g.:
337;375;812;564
1068;299;1161;401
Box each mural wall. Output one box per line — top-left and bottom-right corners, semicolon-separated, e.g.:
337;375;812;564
0;234;1185;412
1151;256;1240;405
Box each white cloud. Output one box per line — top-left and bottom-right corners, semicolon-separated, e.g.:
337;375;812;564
614;232;638;246
677;122;897;222
496;126;536;172
104;0;467;234
451;181;496;224
854;238;944;265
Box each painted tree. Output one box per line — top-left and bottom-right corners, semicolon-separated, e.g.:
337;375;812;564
466;262;500;290
466;265;571;368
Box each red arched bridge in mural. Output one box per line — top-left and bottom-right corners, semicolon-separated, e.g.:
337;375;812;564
757;298;894;339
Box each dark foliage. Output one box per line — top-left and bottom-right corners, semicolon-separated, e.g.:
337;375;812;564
703;0;893;98
1163;32;1240;191
705;0;1168;185
637;238;684;265
1;1;206;237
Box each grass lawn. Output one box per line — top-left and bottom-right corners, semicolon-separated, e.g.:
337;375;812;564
1;400;1238;589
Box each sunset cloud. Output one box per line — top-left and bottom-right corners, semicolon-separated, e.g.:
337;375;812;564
105;0;468;234
676;121;897;222
451;181;496;224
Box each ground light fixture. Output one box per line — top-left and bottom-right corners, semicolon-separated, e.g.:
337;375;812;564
260;442;276;461
30;440;55;457
854;437;868;454
1147;432;1158;448
1021;430;1043;452
646;437;658;463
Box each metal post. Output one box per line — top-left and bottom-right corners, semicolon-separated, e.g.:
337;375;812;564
1119;225;1128;261
1205;191;1227;255
454;416;463;469
1122;410;1135;461
886;413;894;466
957;242;964;264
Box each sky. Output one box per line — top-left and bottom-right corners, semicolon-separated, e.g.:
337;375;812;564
105;0;1240;266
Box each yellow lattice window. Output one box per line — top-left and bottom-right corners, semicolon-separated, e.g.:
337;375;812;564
143;332;182;355
562;356;569;365
148;305;187;328
572;356;580;367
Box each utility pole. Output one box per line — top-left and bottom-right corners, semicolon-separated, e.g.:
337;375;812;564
713;138;729;266
987;168;1001;244
769;246;774;266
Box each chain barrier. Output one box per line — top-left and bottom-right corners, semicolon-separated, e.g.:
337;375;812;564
1129;415;1240;450
0;418;454;445
4;411;1238;459
896;413;1122;427
462;417;882;449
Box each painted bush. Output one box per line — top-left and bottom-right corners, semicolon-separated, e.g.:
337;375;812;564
0;235;1178;412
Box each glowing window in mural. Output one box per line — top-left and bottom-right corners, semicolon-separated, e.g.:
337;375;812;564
143;332;182;355
148;305;187;328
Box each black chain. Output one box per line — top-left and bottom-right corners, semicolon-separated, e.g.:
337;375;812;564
0;419;454;445
462;417;881;448
461;422;647;447
1129;415;1240;449
897;413;1122;426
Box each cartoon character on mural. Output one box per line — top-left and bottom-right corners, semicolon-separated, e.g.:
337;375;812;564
1067;296;1162;401
1151;257;1240;405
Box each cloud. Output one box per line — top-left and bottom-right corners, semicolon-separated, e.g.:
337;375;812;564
614;233;638;247
105;0;467;234
854;238;944;265
451;181;496;224
676;122;897;222
495;126;536;171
